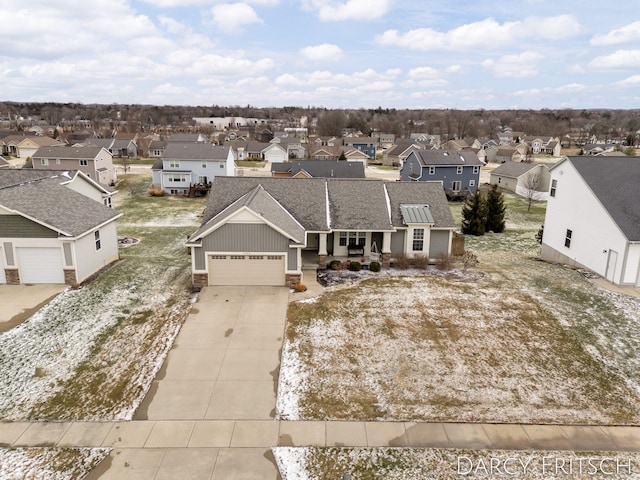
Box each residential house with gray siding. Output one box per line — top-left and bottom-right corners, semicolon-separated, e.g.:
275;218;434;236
187;177;456;287
400;150;484;198
151;143;235;196
31;146;117;186
0;170;120;285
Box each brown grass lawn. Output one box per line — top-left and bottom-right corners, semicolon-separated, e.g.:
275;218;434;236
280;250;640;424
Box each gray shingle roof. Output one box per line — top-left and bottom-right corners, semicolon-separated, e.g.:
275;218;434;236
32;145;104;159
413;149;484;166
200;177;330;232
271;160;365;178
566;156;640;241
163;143;231;161
194;177;456;239
191;185;305;244
385;181;456;228
0;170;121;237
491;161;540;178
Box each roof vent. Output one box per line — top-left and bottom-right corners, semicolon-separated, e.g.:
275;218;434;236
443;151;449;156
460;155;465;162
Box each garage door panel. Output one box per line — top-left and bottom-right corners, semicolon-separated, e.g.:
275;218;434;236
209;254;285;286
17;247;64;284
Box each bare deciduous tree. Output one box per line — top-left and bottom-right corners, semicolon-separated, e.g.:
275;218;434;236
521;173;544;212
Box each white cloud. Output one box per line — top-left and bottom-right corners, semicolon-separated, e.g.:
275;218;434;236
141;0;279;6
299;44;344;62
209;3;263;33
482;52;544;78
275;68;393;88
302;0;393;21
375;15;581;51
445;65;463;74
588;50;640;70
616;75;640;87
591;21;640;46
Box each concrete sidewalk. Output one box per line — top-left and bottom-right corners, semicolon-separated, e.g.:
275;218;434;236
0;284;66;332
2;419;640;451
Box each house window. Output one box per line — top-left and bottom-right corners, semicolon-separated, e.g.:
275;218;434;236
170;189;178;194
80;159;88;166
469;180;476;187
456;166;463;174
169;160;180;168
94;230;101;251
550;179;557;197
565;229;572;248
412;228;424;251
498;177;502;184
339;232;366;246
219;162;225;169
201;161;207;168
452;181;462;191
41;158;49;166
103;197;112;208
55;159;60;165
428;166;436;175
473;166;479;174
167;174;186;182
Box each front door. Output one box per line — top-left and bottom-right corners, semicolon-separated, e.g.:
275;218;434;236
605;250;618;282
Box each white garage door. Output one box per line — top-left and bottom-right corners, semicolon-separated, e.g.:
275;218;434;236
0;247;5;284
209;254;285;286
17;247;64;284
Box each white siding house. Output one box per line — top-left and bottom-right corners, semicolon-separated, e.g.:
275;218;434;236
541;156;640;286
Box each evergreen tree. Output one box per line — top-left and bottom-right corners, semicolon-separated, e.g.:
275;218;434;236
485;184;506;233
461;190;487;236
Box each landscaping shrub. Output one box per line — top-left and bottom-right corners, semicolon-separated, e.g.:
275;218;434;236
292;282;307;292
369;261;381;272
436;253;453;271
147;185;165;197
329;260;342;270
412;254;430;270
347;261;362;271
394;253;411;270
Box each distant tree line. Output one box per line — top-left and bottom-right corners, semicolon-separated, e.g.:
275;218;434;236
1;101;639;145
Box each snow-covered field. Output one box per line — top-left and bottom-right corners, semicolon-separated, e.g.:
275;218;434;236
0;448;110;480
274;447;640;480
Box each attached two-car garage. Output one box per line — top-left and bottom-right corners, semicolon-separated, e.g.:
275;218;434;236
208;254;285;286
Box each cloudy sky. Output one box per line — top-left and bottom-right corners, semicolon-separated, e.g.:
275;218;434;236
1;0;639;109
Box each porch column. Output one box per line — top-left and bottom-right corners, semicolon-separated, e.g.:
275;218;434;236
382;231;392;269
318;233;328;269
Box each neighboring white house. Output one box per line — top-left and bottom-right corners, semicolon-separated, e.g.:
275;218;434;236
151;143;235;195
541;156;640;286
490;161;552;200
0;170;121;285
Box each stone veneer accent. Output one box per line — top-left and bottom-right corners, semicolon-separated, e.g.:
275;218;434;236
382;253;391;268
318;254;327;269
5;269;20;285
64;269;78;287
285;273;302;287
192;273;208;288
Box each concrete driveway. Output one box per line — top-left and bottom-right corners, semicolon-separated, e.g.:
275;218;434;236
0;284;67;332
97;285;290;479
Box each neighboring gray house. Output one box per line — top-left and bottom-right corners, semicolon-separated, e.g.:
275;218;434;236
31;146;117;186
0;169;121;285
186;177;455;287
151;143;235;196
271;160;365;178
400;150;484;198
86;138;138;158
489;161;552;199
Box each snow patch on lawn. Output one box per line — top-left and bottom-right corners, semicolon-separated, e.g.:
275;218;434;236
0;448;111;480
